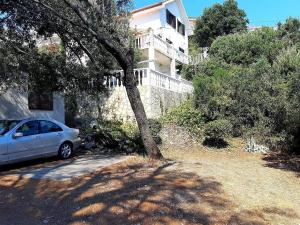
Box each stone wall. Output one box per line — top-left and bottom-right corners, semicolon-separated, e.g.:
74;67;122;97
101;85;190;121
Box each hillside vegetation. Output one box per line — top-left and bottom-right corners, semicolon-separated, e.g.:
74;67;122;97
180;18;300;153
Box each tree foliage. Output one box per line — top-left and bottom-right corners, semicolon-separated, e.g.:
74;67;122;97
209;28;287;65
192;18;300;152
194;0;248;47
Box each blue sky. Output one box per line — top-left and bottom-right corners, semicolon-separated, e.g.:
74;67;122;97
134;0;300;26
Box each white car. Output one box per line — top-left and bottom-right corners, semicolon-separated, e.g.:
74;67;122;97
0;118;81;166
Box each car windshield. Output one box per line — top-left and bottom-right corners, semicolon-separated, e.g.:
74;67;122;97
0;120;20;135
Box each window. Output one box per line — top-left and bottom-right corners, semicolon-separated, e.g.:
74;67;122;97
179;47;185;53
17;121;39;136
166;9;176;29
40;121;63;134
0;120;20;135
28;90;53;111
177;20;185;36
166;38;173;45
135;38;141;48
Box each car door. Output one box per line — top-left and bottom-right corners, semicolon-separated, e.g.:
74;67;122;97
8;120;43;161
0;137;8;165
39;120;64;154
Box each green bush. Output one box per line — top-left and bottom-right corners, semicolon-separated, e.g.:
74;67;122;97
148;119;162;144
120;122;139;139
162;100;205;135
210;27;286;65
204;119;233;146
121;119;163;145
191;19;300;152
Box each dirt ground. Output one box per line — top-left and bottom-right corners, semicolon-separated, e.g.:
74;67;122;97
0;139;299;225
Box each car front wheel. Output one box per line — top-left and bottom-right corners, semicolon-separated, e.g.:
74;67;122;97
58;142;73;159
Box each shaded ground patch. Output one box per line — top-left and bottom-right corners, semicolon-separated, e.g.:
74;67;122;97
262;151;300;177
0;139;300;225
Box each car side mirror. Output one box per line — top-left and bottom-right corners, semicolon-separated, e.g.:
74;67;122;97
13;132;23;139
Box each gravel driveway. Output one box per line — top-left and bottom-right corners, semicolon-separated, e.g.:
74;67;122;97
0;154;132;181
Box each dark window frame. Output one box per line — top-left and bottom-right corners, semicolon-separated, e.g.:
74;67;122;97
28;90;54;111
177;19;185;36
166;38;173;45
166;9;176;29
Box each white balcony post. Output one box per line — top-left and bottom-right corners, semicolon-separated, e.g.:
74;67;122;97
138;70;141;85
146;68;151;86
170;58;176;77
148;45;155;71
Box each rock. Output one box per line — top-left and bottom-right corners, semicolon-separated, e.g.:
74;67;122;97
83;135;97;150
159;124;200;150
245;137;269;153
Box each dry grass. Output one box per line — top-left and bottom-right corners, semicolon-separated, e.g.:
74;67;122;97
0;138;299;225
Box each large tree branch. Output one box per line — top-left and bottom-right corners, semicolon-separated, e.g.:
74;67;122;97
62;0;130;69
31;0;130;69
73;37;96;64
31;0;83;29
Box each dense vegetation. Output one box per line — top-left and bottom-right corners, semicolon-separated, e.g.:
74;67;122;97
177;18;300;152
194;0;248;47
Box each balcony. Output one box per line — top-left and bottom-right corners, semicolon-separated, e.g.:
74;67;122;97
107;68;194;94
135;32;189;64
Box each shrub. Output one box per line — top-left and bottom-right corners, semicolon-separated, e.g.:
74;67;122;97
210;27;286;65
121;119;163;145
162;100;205;135
204;119;232;147
120;122;139;139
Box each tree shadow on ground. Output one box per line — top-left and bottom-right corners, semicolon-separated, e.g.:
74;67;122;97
262;151;300;177
0;160;298;225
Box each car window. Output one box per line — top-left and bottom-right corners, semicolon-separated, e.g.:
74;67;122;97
16;121;39;136
0;120;20;135
39;121;63;134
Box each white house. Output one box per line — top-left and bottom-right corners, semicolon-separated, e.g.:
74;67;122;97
107;0;194;92
103;0;194;120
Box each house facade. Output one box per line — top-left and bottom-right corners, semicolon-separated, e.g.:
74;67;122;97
0;90;65;123
102;0;194;120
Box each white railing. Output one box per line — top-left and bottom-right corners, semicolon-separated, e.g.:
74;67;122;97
135;33;189;64
107;68;193;94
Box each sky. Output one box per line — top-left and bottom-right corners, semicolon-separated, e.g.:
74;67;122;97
133;0;300;27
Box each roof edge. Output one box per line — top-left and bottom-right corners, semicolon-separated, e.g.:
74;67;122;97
132;2;162;14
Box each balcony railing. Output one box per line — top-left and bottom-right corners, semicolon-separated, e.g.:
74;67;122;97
107;68;193;94
135;33;189;64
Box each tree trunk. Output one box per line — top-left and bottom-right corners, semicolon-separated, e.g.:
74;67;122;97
123;67;163;159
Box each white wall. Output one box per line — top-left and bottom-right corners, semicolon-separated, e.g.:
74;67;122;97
131;1;189;56
131;10;162;31
0;90;65;123
163;1;189;53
